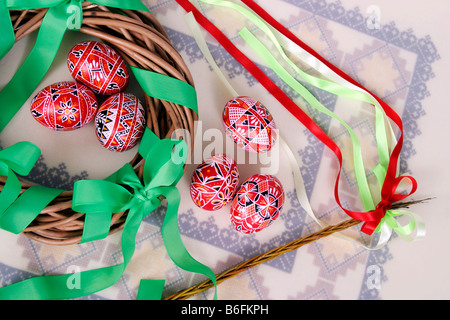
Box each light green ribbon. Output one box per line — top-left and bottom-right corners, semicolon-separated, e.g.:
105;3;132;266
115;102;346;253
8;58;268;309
239;27;424;242
240;28;376;208
376;208;425;242
0;0;149;132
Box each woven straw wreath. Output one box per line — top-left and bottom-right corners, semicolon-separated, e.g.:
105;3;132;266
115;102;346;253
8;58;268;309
3;2;197;245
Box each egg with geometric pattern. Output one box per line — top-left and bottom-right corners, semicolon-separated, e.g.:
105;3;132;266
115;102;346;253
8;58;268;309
30;81;98;131
230;174;285;233
67;40;129;95
190;154;240;211
95;92;146;152
223;96;277;153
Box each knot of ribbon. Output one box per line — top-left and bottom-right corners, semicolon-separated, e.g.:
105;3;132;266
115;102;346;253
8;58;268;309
360;175;419;236
133;187;161;207
376;198;393;214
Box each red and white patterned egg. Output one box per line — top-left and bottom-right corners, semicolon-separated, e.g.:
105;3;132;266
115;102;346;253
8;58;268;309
223;96;277;153
95;92;146;152
230;174;285;234
67;40;129;95
30;81;98;131
190;154;240;211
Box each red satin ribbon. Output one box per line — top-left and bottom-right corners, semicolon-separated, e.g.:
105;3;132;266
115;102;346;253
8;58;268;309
175;0;417;235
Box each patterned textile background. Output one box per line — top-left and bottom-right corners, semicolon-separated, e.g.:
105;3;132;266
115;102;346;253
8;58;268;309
0;0;448;300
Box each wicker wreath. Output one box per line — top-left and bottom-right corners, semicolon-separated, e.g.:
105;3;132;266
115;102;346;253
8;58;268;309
3;3;197;246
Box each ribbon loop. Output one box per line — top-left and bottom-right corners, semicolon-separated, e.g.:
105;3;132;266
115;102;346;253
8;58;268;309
134;187;156;204
361;174;419;235
0;141;41;175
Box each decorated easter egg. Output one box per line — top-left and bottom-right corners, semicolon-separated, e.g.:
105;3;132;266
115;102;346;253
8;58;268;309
190;154;240;211
67;40;129;95
95;92;146;152
30;81;98;131
230;174;285;234
223;96;277;153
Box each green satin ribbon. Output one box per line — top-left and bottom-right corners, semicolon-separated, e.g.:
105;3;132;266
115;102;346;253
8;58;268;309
0;0;149;132
0;142;64;234
132;66;199;114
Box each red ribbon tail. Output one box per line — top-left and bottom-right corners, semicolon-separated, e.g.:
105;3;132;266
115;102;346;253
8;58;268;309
361;221;379;236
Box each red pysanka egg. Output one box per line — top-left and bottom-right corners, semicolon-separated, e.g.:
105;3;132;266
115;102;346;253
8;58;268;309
95;92;146;152
190;154;240;211
67;40;129;95
230;174;285;234
223;96;277;153
30;81;98;131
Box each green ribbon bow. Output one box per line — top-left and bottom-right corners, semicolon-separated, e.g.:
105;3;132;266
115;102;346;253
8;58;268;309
0;129;217;300
73;130;186;244
71;128;217;299
0;0;149;131
0;142;63;234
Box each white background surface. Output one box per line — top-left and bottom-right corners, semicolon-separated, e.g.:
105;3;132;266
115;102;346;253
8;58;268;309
0;0;448;300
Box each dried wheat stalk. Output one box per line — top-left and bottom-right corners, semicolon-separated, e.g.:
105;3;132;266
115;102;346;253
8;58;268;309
164;199;430;300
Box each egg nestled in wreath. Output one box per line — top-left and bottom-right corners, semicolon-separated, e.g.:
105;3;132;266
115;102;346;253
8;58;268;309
30;81;98;131
230;174;285;233
190;154;240;211
95;92;146;152
67;40;130;95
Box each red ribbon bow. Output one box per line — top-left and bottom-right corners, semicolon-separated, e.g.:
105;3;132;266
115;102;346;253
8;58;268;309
351;175;418;235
